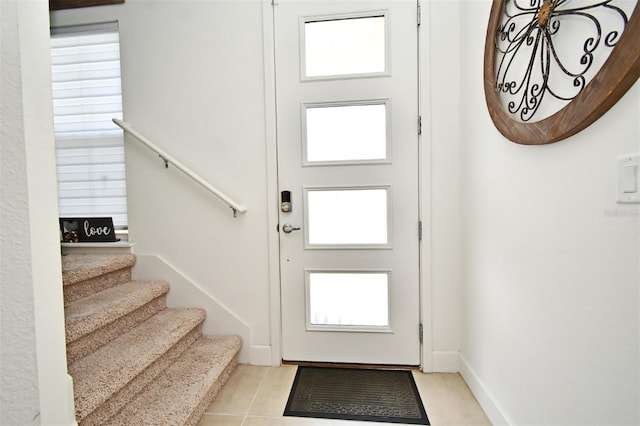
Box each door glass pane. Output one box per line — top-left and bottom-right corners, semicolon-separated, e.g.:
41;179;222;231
307;188;388;246
304;16;386;78
305;103;387;163
308;272;389;328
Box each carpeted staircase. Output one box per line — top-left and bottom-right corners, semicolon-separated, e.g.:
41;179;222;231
62;253;241;425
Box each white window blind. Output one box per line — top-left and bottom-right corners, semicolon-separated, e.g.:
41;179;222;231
50;22;128;228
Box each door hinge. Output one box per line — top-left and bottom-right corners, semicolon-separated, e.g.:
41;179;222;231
419;323;424;343
418;115;422;135
418;220;423;241
417;3;421;26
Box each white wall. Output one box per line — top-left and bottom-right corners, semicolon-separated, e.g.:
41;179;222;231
1;1;41;422
1;0;75;424
51;0;272;365
49;7;640;424
458;1;640;425
49;0;467;369
50;0;468;369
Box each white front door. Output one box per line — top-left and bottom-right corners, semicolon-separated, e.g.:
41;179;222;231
275;0;420;365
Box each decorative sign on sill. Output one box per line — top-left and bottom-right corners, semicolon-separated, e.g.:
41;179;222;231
60;217;119;243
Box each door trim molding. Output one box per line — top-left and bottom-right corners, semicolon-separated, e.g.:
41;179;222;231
417;0;433;374
264;0;433;369
263;0;282;367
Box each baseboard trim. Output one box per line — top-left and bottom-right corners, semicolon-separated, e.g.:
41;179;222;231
132;254;252;364
250;345;274;366
431;350;460;372
67;373;79;426
459;354;512;426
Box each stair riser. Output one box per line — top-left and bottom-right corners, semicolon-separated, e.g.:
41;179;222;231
184;353;239;426
78;326;203;426
67;297;168;365
106;336;241;426
63;254;242;426
64;268;132;304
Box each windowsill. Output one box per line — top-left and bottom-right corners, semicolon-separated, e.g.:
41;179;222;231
61;241;134;255
60;241;133;248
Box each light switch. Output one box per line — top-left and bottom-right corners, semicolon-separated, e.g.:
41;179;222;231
617;154;640;203
621;165;638;193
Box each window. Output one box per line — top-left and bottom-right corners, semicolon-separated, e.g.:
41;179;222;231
305;187;390;247
303;101;389;164
302;14;387;79
307;271;390;330
50;22;127;228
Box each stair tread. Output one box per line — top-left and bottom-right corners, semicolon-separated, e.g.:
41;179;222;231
69;308;206;419
110;335;241;426
62;253;136;286
65;280;170;343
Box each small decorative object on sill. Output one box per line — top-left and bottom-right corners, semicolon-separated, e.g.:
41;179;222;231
60;217;119;243
49;0;124;11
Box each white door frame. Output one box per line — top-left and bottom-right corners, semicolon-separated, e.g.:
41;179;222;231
261;0;433;371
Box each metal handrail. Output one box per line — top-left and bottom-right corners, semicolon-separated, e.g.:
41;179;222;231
112;118;247;217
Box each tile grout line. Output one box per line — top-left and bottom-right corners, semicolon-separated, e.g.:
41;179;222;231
241;366;273;425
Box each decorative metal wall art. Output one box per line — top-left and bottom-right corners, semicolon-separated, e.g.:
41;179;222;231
484;0;640;144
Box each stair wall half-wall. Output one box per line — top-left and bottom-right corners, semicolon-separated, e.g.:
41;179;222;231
132;254;264;365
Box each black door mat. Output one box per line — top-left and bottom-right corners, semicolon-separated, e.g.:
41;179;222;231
284;367;430;424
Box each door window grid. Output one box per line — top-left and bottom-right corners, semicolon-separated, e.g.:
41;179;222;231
302;100;390;165
306;270;391;332
277;1;421;364
304;186;391;249
300;12;389;80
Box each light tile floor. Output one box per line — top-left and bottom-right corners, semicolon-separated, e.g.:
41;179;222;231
198;365;492;426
